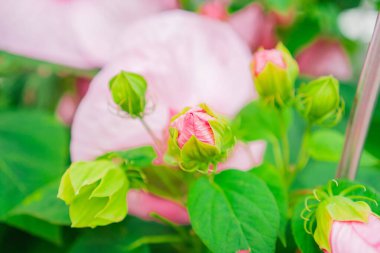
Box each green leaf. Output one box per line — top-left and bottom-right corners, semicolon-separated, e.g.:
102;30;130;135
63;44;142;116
8;180;70;225
0;110;68;241
232;100;284;142
265;0;293;11
70;219;149;253
100;146;157;169
188;170;280;253
142;166;193;205
250;163;288;246
70;216;178;253
308;129;379;166
5;215;62;245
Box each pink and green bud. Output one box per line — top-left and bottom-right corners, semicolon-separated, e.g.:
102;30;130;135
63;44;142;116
109;71;147;118
166;104;235;172
301;181;379;253
296;75;344;126
251;42;299;107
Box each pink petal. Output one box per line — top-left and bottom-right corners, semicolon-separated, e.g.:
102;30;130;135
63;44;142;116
229;4;277;51
71;11;254;222
329;216;380;253
56;93;79;125
252;49;286;75
199;1;229;21
296;38;353;80
0;0;177;68
172;107;216;148
127;190;189;225
352;214;380;248
220;141;266;171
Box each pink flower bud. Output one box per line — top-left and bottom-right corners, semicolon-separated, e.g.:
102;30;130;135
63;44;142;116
252;49;286;76
199;1;228;21
171;106;215;148
326;214;380;253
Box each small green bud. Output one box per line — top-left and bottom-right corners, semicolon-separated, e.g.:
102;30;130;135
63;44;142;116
58;160;129;228
166;104;235;173
109;71;147;118
251;43;299;107
297;76;344;126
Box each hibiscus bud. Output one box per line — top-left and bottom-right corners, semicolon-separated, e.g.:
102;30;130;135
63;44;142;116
300;180;379;253
58;160;129;228
251;42;299;107
109;71;147;118
296;76;344;126
166;103;235;173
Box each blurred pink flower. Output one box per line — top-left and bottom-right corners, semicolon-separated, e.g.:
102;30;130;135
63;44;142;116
171;106;215;148
229;4;277;51
296;38;353;80
56;77;90;125
197;2;277;51
57;93;78;125
252;49;286;76
71;11;261;223
0;0;177;68
199;1;228;21
325;214;380;253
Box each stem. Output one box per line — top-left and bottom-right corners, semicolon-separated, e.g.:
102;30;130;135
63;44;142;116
278;110;290;171
150;213;189;242
271;137;285;174
209;163;218;182
139;117;164;155
295;124;311;172
127;235;183;251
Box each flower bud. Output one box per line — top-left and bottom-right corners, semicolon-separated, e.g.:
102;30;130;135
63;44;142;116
300;181;379;253
58;160;129;228
166;103;235;172
109;71;147;118
296;76;344;126
251;43;299;107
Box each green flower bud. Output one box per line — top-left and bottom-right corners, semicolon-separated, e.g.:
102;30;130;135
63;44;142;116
109;71;147;118
297;76;344;126
58;160;129;228
166;103;235;173
251;43;299;107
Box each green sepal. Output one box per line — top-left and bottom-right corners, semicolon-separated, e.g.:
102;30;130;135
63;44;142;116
181;135;220;172
314;196;371;252
109;71;147;118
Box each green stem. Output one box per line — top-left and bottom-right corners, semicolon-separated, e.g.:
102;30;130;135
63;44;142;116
296;124;311;172
278;110;290;171
139;117;164;155
271;137;285;175
127;235;183;251
150;213;189;240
